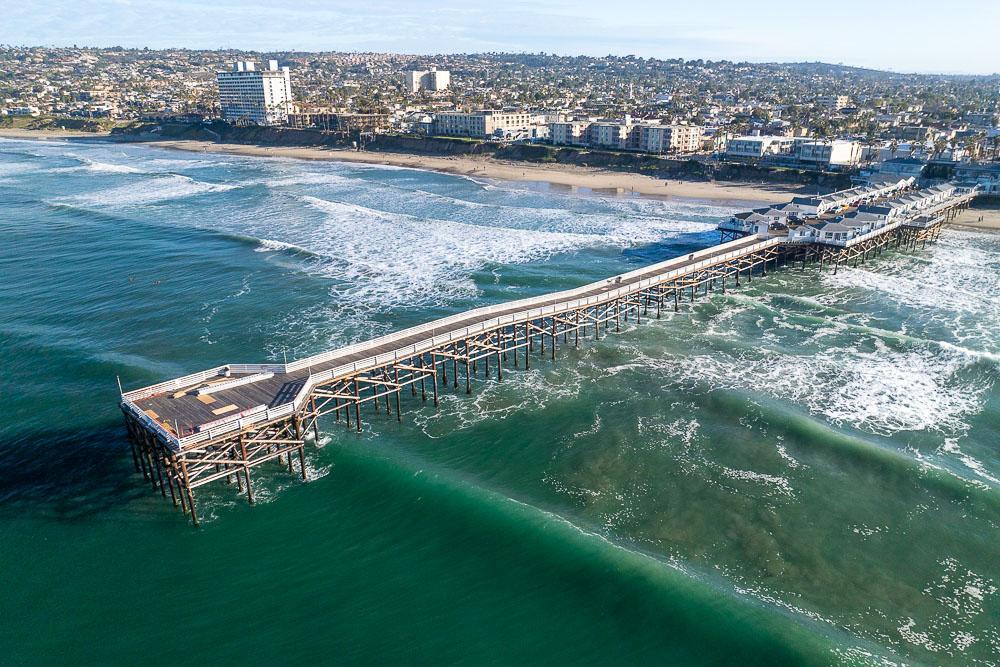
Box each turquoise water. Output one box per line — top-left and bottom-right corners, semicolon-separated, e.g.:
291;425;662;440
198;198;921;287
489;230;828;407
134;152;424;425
1;137;998;665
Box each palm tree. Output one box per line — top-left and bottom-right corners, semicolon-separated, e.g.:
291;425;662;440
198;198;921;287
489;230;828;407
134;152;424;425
965;132;986;162
712;127;726;153
932;139;946;160
889;138;899;158
864;130;878;165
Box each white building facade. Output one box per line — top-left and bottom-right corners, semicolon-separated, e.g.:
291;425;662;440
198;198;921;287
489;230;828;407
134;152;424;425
549;119;704;154
431;110;532;138
725;135;796;159
217;60;293;126
638;124;702;153
796;140;862;168
407;69;450;93
550;121;588;146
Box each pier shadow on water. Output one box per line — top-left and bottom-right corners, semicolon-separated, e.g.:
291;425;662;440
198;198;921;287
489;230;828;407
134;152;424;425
0;423;145;520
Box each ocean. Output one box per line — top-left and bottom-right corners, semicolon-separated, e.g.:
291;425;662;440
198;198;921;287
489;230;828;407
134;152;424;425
1;136;998;665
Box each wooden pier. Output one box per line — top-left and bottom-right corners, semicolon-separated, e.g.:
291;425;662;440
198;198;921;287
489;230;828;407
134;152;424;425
119;190;976;525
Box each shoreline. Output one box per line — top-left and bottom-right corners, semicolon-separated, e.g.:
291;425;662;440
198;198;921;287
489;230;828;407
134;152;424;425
951;205;1000;232
5;128;998;229
146;139;808;205
0;128;813;206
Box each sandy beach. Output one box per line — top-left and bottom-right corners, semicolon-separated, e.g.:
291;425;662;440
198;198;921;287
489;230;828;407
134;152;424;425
4;129;994;223
148;139;813;205
0;128;814;205
952;203;1000;231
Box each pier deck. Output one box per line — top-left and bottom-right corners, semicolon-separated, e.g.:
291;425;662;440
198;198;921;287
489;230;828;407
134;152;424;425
120;187;976;525
134;235;767;435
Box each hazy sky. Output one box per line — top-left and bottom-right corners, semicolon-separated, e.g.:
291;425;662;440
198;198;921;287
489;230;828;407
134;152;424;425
5;0;999;75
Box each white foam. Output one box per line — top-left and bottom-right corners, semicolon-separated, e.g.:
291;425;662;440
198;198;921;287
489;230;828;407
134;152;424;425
819;235;1000;351
277;192;704;317
255;238;309;253
665;339;988;439
55;173;237;207
412;364;586;436
0;161;38;177
75;157;142;173
894;558;999;656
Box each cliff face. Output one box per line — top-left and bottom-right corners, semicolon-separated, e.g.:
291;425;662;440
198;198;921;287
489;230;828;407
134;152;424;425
111;122;852;189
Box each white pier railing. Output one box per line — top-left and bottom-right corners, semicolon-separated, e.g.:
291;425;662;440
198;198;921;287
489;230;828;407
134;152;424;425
123;236;783;450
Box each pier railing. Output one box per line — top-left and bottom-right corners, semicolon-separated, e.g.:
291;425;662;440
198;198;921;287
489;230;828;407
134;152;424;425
124;235;783;450
125;187;975;451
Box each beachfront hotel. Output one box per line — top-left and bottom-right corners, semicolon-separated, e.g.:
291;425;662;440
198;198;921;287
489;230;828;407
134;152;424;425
217;60;293;126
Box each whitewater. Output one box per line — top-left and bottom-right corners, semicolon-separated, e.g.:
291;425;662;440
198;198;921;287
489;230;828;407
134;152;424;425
1;136;998;665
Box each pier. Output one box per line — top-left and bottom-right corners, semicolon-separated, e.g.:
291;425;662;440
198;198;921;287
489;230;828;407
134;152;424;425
119;186;978;525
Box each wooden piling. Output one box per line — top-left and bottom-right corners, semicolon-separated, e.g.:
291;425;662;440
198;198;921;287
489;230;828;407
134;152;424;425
552;318;557;360
354;379;362;432
430;359;439;405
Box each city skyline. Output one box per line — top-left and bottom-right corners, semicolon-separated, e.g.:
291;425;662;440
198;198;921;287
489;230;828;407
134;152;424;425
6;0;1000;76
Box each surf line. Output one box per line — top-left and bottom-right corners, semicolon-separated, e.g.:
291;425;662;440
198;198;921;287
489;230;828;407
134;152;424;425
119;186;978;525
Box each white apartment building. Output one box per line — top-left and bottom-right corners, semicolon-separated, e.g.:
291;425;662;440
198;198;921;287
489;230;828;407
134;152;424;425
549;119;704;154
217;60;293;126
549;121;588;146
796;140;862;168
816;95;849;110
589;121;630;150
407;69;450;94
432;110;532;138
725;135;796;159
639;124;701;153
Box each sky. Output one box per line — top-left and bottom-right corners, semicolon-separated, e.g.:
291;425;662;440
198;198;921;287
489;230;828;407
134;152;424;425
4;0;999;75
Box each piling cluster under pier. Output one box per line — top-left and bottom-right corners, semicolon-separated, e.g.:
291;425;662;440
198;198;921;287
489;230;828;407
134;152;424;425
120;185;980;525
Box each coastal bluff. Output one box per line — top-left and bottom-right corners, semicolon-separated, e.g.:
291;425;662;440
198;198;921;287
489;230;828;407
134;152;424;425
110;121;852;189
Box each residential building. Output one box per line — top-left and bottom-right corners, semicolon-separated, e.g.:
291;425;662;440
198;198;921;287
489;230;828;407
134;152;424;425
638;124;702;153
816;95;849;110
964;112;997;128
588;121;630;150
1;105;41;116
550;121;588;146
217;60;293;126
795;140;862;168
876;157;926;179
431;110;531;138
895;126;933;142
406;69;450;94
954;163;1000;194
725;135;796;159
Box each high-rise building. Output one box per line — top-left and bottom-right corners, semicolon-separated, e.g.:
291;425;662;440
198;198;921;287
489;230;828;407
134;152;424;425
217;60;293;126
406;69;450;94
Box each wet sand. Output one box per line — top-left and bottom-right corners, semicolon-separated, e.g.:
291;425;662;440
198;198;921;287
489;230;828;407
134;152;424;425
146;140;809;205
951;203;1000;231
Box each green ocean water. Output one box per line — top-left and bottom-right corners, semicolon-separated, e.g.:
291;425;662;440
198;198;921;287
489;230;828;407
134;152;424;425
1;137;998;665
